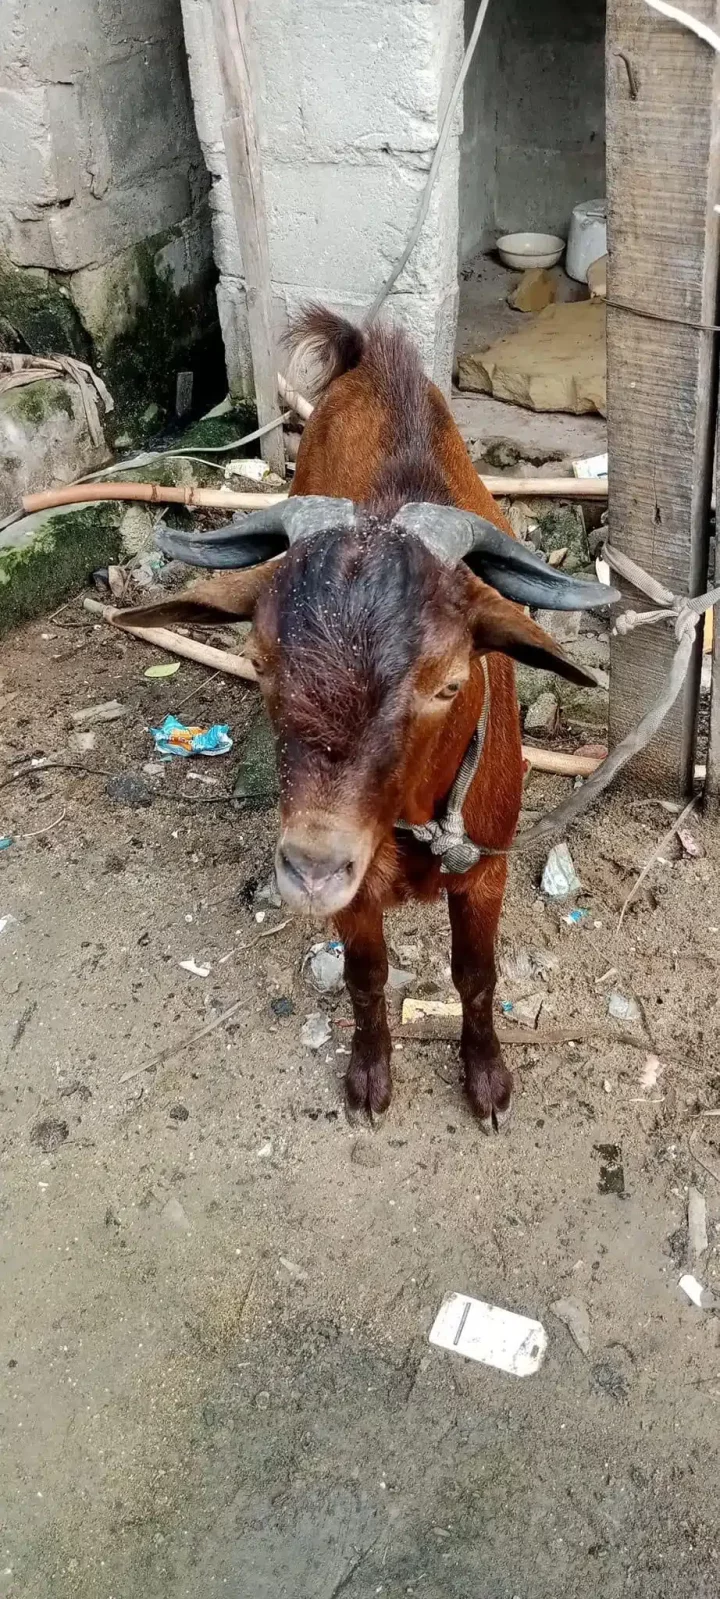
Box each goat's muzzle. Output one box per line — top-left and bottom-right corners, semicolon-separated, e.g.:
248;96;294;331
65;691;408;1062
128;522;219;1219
275;820;371;916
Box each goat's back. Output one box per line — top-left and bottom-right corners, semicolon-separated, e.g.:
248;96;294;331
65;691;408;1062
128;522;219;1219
289;309;514;536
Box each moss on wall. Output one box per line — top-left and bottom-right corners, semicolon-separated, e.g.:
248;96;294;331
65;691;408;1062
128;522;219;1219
97;240;224;441
0;502;122;635
0;257;92;361
0;231;224;442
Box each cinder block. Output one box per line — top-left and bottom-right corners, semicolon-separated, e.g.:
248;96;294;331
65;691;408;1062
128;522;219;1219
256;0;456;159
44;170;192;271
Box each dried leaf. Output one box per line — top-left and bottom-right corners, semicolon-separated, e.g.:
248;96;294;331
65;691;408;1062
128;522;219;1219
145;661;181;679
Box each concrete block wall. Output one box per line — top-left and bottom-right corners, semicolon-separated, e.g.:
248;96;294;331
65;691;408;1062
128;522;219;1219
0;0;219;429
461;0;606;259
180;0;465;396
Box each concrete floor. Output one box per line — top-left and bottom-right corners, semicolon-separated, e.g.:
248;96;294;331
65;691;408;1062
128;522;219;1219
453;253;607;472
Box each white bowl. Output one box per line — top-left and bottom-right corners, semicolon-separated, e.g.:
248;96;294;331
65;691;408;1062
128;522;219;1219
497;232;565;271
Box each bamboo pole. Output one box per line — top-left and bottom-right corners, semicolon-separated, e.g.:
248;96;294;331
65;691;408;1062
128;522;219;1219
83;598;258;682
521;745;604;777
22;477;606;517
211;0;284;476
22;484;288;514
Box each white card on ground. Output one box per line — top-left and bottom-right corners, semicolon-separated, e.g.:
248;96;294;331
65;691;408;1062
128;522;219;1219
429;1292;547;1377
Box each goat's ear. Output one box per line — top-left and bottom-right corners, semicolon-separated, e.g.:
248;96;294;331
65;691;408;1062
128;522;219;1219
469;586;597;688
112;560;281;631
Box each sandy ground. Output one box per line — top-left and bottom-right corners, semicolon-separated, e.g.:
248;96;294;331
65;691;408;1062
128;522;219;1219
2;606;720;1599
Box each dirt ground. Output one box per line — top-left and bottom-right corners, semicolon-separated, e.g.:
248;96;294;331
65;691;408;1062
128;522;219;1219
2;604;720;1599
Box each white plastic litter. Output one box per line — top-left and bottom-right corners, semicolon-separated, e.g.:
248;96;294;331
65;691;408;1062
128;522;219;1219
224;456;269;482
679;1273;715;1310
541;843;581;899
179;958;211;978
300;1013;332;1050
429;1292;547;1377
305;940;345;994
573;452;608;480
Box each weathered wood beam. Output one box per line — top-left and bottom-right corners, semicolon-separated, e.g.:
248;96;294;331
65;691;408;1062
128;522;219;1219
211;0;284;477
606;0;720;791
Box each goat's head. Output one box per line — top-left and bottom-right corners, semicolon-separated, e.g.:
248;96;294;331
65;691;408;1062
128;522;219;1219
115;497;618;917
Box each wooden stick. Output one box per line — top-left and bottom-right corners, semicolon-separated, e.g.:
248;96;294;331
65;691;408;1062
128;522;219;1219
83;597;259;682
22;477;606;518
489;478;607;499
617;797;696;930
22;483;288;515
211;0;283;475
522;745;604;777
278;372;314;421
399;1017;648;1049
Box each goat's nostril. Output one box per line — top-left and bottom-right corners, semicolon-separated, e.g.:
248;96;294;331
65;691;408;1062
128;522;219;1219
278;842;357;894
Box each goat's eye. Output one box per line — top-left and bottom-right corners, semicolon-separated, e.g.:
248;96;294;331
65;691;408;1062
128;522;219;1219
436;681;462;701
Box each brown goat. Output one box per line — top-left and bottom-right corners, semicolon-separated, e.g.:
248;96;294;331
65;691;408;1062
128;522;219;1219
116;309;609;1128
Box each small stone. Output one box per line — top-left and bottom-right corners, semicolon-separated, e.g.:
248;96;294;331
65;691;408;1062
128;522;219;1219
608;991;641;1024
256;1140;273;1159
300;1013;332;1050
688;1187;708;1261
279;1256;308;1282
72;699;126;726
351;1140;382;1169
534;608;582;644
254;871;283;909
524;692;559;735
508;267;558;314
387;965;417;992
168;1104;189;1122
71;730;96;753
106;772;152;809
30;1118;69;1154
255;1390;270;1409
162;1196;191;1233
507;992;543;1028
551;1297;591;1356
391;940;423;967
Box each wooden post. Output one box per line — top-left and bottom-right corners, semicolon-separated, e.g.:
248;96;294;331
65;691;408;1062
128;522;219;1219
606;0;720;792
706;535;720;802
211;0;284;477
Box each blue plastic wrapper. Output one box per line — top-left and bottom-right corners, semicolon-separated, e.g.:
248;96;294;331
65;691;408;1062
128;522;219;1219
151;715;233;758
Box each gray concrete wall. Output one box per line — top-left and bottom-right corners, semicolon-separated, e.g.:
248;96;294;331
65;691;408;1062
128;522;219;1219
181;0;464;396
460;0;606;259
0;0;219;430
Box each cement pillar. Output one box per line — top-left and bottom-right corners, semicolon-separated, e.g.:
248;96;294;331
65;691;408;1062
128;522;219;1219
180;0;464;396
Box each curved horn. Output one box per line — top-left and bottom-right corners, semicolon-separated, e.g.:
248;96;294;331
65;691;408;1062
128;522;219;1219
155;496;357;569
392;504;620;611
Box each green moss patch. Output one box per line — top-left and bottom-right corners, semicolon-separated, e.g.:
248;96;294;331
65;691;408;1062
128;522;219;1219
0;257;91;361
2;381;75;428
0;501;122;635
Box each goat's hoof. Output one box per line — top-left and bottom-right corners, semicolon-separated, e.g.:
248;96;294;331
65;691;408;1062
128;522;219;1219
346;1051;392;1119
464;1059;514;1133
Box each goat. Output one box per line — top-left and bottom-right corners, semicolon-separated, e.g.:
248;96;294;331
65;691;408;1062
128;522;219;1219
116;308;615;1129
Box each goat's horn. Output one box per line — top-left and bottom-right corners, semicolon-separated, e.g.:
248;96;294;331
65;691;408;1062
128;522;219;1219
392;504;620;612
155;496;357;569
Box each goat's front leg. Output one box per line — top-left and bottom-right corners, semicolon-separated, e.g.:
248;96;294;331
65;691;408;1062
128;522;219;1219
448;862;513;1131
335;901;392;1116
